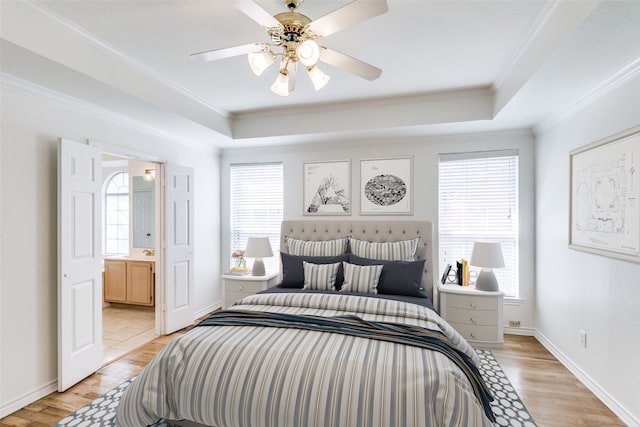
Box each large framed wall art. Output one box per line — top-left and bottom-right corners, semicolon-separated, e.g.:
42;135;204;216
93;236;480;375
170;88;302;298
569;125;640;263
360;156;413;215
303;159;351;215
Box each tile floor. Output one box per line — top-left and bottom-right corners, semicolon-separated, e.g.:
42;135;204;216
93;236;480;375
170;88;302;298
102;303;157;365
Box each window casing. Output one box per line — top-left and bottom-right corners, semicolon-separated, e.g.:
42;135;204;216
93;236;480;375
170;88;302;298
438;150;519;297
230;163;284;273
104;171;129;255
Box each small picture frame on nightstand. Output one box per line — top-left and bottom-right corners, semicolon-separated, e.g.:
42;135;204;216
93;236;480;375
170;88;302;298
441;264;452;284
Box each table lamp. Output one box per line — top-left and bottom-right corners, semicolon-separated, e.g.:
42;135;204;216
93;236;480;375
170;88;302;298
244;237;273;276
470;242;504;291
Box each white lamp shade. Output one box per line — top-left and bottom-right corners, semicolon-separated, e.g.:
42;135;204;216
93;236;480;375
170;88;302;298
271;70;289;96
244;237;273;259
470;242;505;268
307;65;330;91
297;40;320;67
248;50;274;76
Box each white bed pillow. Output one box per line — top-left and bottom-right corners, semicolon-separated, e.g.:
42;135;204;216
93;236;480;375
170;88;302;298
303;261;341;291
287;237;349;257
349;237;419;261
340;262;383;294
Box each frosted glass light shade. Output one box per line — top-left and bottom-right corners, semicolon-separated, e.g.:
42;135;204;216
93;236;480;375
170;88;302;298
297;40;320;66
271;70;289;96
248;50;274;76
307;65;330;91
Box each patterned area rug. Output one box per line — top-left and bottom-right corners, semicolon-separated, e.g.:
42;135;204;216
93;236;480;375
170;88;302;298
52;350;535;427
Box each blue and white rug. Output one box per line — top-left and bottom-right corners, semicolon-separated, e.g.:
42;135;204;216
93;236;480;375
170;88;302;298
52;350;535;427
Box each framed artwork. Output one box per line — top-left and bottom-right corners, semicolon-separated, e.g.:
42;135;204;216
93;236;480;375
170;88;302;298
360;156;412;215
569;125;640;263
303;159;351;215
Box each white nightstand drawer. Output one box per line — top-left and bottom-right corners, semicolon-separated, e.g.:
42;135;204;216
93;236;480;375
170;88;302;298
446;307;497;326
446;293;498;311
448;322;500;343
224;280;264;293
226;289;257;305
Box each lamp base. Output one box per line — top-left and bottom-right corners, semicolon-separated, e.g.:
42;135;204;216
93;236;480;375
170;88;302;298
475;268;499;291
252;258;265;276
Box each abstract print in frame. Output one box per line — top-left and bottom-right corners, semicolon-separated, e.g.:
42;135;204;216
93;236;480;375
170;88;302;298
303;159;351;215
360;156;412;215
569;125;640;263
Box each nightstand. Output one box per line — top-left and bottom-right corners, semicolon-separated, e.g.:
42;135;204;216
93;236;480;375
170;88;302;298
222;272;278;309
438;283;504;346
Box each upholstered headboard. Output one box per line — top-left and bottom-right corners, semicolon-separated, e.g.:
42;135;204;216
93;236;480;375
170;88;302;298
280;220;436;301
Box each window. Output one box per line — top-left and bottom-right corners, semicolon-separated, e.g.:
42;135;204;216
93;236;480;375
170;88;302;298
438;150;519;297
230;163;284;273
104;171;129;255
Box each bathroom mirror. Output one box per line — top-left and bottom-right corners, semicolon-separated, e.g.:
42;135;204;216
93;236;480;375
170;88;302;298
132;176;155;248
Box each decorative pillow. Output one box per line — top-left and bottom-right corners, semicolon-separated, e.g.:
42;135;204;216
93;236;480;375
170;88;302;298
349;237;420;261
340;262;383;294
348;254;427;298
303;261;341;291
280;253;348;289
286;237;349;257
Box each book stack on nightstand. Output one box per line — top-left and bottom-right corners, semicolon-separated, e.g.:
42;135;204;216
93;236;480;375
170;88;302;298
221;272;278;309
438;283;504;346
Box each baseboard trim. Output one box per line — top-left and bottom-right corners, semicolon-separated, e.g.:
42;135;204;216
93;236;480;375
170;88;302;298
504;326;535;336
535;330;639;426
0;380;57;419
195;302;221;321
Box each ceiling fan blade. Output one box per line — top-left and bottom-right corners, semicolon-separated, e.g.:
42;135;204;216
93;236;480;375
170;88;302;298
233;0;282;29
306;0;388;38
190;43;263;62
319;47;382;81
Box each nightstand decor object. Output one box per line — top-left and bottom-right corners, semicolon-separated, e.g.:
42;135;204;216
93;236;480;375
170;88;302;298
245;236;273;276
470;242;504;292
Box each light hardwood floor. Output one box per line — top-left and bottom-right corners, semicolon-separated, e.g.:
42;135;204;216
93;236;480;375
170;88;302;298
0;334;624;426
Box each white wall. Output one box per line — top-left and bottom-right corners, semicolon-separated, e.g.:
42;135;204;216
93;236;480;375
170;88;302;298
0;86;221;416
221;130;535;329
535;74;640;425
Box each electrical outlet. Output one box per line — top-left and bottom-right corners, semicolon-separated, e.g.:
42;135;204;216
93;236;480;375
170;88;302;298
579;330;587;348
508;320;521;327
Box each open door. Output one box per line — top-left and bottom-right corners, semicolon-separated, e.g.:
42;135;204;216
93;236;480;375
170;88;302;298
163;164;195;334
57;138;102;391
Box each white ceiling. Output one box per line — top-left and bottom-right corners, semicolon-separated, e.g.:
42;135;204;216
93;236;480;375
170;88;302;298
1;0;639;148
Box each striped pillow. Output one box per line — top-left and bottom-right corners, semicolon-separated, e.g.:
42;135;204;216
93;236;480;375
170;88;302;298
287;237;349;257
303;261;340;291
340;262;383;294
349;237;419;261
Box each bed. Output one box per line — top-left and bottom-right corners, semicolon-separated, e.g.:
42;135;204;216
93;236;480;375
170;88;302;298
116;220;494;427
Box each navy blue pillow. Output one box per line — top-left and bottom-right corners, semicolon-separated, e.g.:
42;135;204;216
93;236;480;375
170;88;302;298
348;254;427;298
280;253;349;289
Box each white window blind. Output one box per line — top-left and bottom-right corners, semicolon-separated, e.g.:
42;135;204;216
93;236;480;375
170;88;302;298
104;171;129;255
438;150;519;297
230;163;283;273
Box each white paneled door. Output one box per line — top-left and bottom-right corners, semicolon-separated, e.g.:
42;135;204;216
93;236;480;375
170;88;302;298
163;164;195;334
57;139;102;391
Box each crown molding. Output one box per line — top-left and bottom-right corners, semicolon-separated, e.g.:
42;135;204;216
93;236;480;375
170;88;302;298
1;72;217;152
535;56;640;133
22;0;229;119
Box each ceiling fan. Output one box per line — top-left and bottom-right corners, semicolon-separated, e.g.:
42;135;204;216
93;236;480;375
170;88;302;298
190;0;388;96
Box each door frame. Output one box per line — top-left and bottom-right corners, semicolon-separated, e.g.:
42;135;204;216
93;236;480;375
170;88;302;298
93;142;168;335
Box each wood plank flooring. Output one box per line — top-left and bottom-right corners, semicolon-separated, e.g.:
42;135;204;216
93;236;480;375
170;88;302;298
1;333;624;426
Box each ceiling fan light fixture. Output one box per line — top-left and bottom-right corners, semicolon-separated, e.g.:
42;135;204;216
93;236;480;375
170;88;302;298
248;49;275;76
297;40;320;66
271;69;290;96
307;65;330;91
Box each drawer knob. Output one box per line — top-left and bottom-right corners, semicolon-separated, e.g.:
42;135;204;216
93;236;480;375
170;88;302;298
470;317;476;323
470;333;476;339
238;286;244;291
470;303;477;309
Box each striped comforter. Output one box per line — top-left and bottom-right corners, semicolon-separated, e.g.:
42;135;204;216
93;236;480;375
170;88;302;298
116;293;494;427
